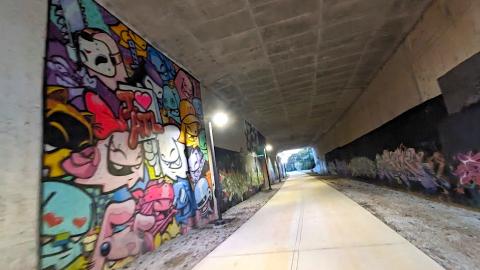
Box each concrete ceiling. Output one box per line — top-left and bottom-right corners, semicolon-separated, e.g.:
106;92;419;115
100;0;431;150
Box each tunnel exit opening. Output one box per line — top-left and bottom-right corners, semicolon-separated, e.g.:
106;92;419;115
278;147;317;174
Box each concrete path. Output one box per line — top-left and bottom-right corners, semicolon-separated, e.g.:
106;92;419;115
193;174;444;270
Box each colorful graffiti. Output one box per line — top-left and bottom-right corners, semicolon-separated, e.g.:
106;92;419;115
329;145;451;194
454;151;480;186
348;157;376;178
215;147;265;211
327;144;480;206
41;1;215;269
244;120;265;155
323;54;480;208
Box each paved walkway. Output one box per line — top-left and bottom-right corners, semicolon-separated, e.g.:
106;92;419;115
193;174;444;270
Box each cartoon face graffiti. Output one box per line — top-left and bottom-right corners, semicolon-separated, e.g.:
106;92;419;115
179;100;200;147
73;132;143;193
42;1;212;268
192;98;203;118
147;47;176;82
198;130;209;160
134;181;177;235
175;70;193;100
77;28;127;90
41;181;93;270
173;179;196;224
188;148;205;182
194;177;213;216
44;86;94;178
163;85;180;123
157;125;187;180
91;199;153;270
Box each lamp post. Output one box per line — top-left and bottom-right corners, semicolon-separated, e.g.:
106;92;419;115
264;144;273;190
207;112;228;226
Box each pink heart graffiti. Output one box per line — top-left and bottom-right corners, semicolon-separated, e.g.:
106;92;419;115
134;91;152;110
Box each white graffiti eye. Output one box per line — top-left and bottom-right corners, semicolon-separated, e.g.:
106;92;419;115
44;144;57;152
112;163;124;170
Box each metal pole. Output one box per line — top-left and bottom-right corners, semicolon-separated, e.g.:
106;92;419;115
264;148;272;190
208;121;225;225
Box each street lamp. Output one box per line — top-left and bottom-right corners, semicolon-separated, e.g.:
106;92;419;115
265;144;273;152
264;144;273;190
207;111;229;226
212;112;228;127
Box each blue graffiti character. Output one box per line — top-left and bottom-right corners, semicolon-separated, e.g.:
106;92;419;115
147;47;176;82
173;178;197;224
194;177;213;217
163;85;181;124
192;97;203;118
41;181;93;270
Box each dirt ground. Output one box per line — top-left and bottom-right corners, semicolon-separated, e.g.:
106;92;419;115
123;181;284;270
322;177;480;270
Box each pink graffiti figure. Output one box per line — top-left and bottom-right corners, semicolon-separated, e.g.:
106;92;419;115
175;70;194;100
455;151;480;186
132;181;177;236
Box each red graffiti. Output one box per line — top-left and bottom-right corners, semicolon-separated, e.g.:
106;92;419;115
455;151;480;186
116;90;163;149
85;92;127;139
134;91;152;110
43;212;63;227
132;181;176;236
72;217;87;228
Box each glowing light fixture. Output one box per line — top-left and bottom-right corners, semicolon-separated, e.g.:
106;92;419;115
212;111;228;127
266;144;273;152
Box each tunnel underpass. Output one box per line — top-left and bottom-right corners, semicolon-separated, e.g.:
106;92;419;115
2;0;480;269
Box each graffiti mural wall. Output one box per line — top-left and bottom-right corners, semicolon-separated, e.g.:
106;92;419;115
326;60;480;208
215;147;264;212
40;1;215;269
244;120;271;188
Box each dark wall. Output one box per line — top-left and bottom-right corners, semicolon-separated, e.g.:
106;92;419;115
215;147;265;212
327;96;448;161
439;103;480;161
438;52;480;114
325;53;480;208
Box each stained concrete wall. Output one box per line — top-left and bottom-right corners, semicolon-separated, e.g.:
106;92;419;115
318;0;480;154
0;1;47;269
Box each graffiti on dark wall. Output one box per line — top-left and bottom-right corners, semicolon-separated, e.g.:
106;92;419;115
244;120;265;155
215;147;264;211
244;120;277;189
326;94;480;207
41;1;215;269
